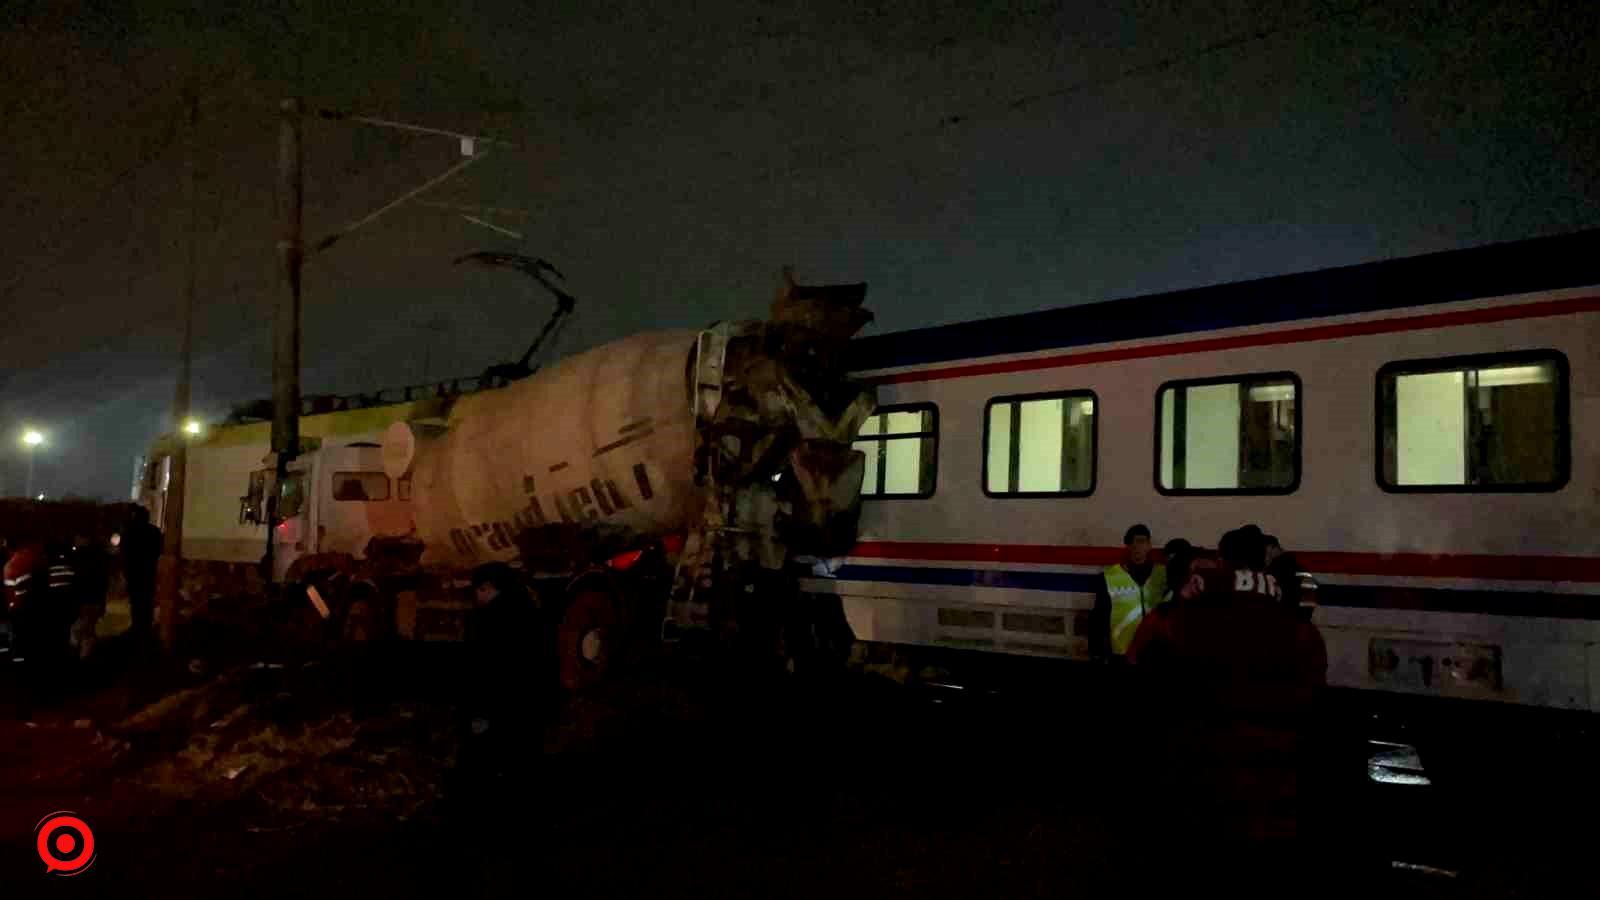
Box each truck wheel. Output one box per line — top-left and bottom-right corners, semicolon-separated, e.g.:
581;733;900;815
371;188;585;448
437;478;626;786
341;582;393;643
558;589;618;691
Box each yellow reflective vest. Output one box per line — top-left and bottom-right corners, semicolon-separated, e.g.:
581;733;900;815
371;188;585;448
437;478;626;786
1104;563;1168;655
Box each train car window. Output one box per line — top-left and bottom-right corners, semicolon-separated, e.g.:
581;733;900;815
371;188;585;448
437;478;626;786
1155;373;1300;494
983;391;1097;497
1377;351;1568;492
853;403;938;498
333;471;391;502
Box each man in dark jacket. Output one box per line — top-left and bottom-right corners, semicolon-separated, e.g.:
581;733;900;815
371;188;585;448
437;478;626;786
459;563;551;793
120;506;163;643
1126;527;1327;875
441;565;556;879
66;534;108;658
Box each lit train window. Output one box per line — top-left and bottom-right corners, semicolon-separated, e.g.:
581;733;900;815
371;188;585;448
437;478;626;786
1378;351;1568;492
983;391;1097;497
1156;373;1300;494
854;404;938;498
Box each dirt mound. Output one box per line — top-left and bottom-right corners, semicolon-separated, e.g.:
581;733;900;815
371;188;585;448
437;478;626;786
94;654;457;828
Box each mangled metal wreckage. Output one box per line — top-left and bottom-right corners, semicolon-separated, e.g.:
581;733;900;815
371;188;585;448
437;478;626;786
138;271;877;686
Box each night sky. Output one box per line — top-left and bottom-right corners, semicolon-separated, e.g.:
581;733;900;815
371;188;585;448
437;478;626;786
2;0;1597;500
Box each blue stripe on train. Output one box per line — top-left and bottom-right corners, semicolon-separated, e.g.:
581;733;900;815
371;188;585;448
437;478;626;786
846;228;1600;372
833;564;1102;594
828;565;1600;621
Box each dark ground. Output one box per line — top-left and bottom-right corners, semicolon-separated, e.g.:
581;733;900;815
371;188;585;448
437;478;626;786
1;627;1593;899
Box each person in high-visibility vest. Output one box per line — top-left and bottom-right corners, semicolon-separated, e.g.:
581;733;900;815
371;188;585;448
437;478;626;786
1091;523;1168;659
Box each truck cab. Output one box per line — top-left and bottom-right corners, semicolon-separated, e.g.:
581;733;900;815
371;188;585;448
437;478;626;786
251;443;415;582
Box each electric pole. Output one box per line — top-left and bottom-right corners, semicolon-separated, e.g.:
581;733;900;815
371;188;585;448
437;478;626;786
265;97;303;583
255;101;501;583
156;90;199;652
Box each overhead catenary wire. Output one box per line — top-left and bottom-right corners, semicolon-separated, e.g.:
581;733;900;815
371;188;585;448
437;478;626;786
0;94;512;378
460;214;524;239
0;114;496;400
311;106;519;149
416;201;530;218
5;0;1374;327
7;0;1391;399
587;0;1388;198
309;148;494;256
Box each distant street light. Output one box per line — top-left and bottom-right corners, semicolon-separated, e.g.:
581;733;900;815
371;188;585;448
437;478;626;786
20;428;45;499
183;419;203;436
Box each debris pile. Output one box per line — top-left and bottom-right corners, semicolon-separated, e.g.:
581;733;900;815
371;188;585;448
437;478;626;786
94;653;458;828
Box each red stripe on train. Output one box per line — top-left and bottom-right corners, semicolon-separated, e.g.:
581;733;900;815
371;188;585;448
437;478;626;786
867;294;1600;385
849;541;1600;582
1297;551;1600;582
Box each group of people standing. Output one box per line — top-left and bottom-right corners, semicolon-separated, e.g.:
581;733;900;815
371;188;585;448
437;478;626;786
1092;522;1330;857
1092;523;1316;661
0;505;165;671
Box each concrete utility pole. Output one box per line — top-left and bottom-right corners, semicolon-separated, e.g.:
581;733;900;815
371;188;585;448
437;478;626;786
264;97;304;583
255;102;503;583
155;91;200;652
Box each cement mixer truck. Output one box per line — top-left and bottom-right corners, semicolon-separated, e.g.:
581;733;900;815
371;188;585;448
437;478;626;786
137;265;876;687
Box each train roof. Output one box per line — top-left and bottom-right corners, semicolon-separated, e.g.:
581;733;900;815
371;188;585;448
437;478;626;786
846;227;1600;372
148;396;455;455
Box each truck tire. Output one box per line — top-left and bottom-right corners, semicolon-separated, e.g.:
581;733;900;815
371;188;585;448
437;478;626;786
341;581;394;643
557;588;618;691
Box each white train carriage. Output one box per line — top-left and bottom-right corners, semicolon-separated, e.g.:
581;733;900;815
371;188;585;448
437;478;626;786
814;229;1600;727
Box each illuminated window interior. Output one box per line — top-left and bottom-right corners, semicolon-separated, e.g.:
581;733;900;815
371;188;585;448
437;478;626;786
985;394;1095;495
1157;375;1298;492
854;406;937;497
1380;356;1564;489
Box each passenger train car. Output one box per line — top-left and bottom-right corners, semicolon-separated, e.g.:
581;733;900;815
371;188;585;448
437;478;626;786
818;229;1599;738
